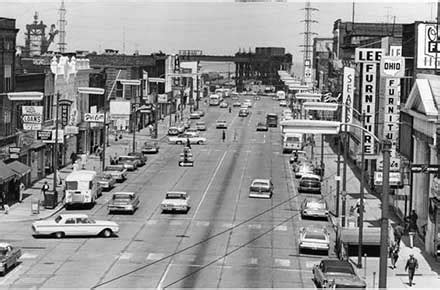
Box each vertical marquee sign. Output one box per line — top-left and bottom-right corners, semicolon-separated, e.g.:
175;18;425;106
342;67;355;124
355;48;383;155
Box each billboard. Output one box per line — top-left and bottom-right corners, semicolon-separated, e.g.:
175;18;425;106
109;100;130;120
417;23;440;69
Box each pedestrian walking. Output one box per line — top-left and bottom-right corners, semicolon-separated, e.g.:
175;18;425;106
405;254;419;286
222;130;226;142
407;210;418;248
186;138;191;149
394;223;405;249
19;182;25;203
389;242;399;269
41;181;49;204
70;152;77;167
73;160;79;171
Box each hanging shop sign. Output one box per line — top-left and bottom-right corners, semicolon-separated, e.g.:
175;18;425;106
342;67;355;124
355;48;383;63
361;63;377;154
374;171;402;187
84;113;105;123
411;164;440;174
64;125;79;135
37;130;64;144
157;94;168;104
377;156;401;171
416;23;440;69
60;104;69;127
9;147;21;159
380;56;405;78
383;78;400;153
21;106;43;130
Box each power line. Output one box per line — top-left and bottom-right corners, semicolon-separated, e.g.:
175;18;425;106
92;191;302;288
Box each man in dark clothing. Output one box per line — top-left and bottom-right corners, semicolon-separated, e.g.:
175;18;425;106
70;152;77;166
222;130;226;142
0;191;5;210
405;254;419;286
394;224;405;249
389;243;399;269
407;210;418;248
186;138;191;149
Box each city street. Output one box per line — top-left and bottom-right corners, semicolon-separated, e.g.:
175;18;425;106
0;97;333;289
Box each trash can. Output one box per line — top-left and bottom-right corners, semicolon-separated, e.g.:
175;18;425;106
31;198;40;214
44;191;58;209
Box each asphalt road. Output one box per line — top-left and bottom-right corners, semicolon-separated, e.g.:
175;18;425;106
0;96;334;289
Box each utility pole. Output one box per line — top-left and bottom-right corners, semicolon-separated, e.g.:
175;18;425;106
342;123;348;227
379;140;392;288
53;91;60;193
336;136;341;217
358;112;366;268
102;110;107;171
132;107;137;151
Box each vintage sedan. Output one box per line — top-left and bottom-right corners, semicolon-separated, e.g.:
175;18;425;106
232;101;242;107
256;122;268;131
168;126;184;136
97;173;116;190
301;198;329;219
117;156;138;171
32;214;120;238
298;174;321;194
313;259;366;289
299;227;330;253
103;165;127;182
108;192;140;214
128;152;147;166
0;243;21;276
141;142;160;154
279;100;288;107
249;178;273;199
220;102;229;108
295;162;315;179
189;112;201;119
196;121;207;131
239;108;249;117
216;120;227;129
168;133;206;145
161;191;190;213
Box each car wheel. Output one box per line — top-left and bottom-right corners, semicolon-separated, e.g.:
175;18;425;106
197;141;203;145
177;141;183;145
101;229;113;238
54;232;65;239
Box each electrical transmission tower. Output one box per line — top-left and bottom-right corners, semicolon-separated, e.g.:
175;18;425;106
300;0;318;84
58;0;67;53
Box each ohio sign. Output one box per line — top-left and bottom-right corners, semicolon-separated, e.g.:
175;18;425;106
84;113;104;122
380;56;405;78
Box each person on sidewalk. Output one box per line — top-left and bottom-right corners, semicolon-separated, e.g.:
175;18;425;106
1;191;8;214
394;223;405;249
70;152;77;167
41;181;49;204
0;191;5;210
407;210;419;248
405;254;419;286
19;182;25;203
389;242;399;269
222;130;226;142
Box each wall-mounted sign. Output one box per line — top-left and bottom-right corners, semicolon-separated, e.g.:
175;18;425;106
411;164;440;174
342;67;355;124
361;63;377;154
374;171;402;187
355;48;383;63
64;125;79;135
390;46;402;57
21;106;43;130
377;156;401;171
84;113;104;123
417;23;440;69
380;56;405;78
61;104;69;127
157;94;168;104
37;130;64;144
9;147;21;159
383;78;400;154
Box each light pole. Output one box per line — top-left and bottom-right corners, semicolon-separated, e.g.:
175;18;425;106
358;112;366;268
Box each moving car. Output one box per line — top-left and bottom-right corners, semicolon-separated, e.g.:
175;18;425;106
295;162;314;179
232;101;242;107
168;126;183;136
189;112;201;119
256;122;268;131
128;152;147;166
243;99;252;108
196;121;207;131
117;156;138;171
249;178;273;199
220;102;229;108
216;120;227;129
313;259;367;289
97;173;116;191
168;133;206;145
141;142;160;154
161;191;190;213
238;108;249;117
103;165;127;182
279;100;288;107
298;174;321;194
299;227;330;253
0;243;21;276
108;192;140;214
301;198;329;219
32;214;119;238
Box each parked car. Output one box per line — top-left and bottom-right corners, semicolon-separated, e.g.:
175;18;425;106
313;259;367;289
301;198;329;219
117;156;138;171
189;112;201;119
196;121;207;131
195;110;205;117
289;150;308;164
220;102;229;108
141;142;159;154
216;120;227;129
97;173;116;190
185;128;199;136
295;162;314;178
232;101;242;107
103;165;127;182
249;178;273;199
0;243;21;276
168;126;180;136
168;133;206;145
239;108;249;117
128;152;147;166
108;192;140;214
256;122;268;131
279;100;288;107
298;174;321;194
161;191;190;213
299;227;330;254
32;214;119;238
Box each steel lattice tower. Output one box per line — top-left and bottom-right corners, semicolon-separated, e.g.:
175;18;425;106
58;0;67;53
300;0;318;82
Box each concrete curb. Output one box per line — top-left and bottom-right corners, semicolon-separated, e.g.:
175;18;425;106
2;203;65;223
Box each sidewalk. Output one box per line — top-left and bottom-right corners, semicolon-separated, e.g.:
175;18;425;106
0;109;191;223
318;135;440;288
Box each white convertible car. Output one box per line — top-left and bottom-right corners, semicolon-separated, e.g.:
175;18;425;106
32;214;119;238
168;133;206;145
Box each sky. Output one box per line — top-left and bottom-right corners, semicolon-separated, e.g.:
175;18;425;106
0;0;437;73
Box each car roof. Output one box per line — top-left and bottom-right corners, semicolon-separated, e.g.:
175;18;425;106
305;197;325;203
59;213;89;218
167;191;187;194
113;192;135;196
252;178;270;183
65;170;97;180
301;173;320;179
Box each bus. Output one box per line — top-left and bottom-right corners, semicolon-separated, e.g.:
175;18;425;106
209;94;221;106
266;113;278;127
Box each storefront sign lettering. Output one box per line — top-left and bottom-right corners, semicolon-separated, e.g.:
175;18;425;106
342;67;355;124
417;23;440;69
361;63;377;154
355;48;383;63
383;78;400;154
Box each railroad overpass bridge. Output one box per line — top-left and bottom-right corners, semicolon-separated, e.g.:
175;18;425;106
179;48;292;92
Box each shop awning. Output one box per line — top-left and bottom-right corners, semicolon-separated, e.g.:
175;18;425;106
0;161;16;183
7;161;31;178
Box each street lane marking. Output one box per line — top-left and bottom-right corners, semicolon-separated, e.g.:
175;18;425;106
248;224;262;230
274;258;291;267
147;253;166;261
249;258;258;265
21;253;38;259
275;225;287;231
118;252;133;260
195;221;210;227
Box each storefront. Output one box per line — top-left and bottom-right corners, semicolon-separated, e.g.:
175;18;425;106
0;161;18;203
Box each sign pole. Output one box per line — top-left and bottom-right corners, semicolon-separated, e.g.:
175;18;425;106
53;91;60;194
358;112;366;268
102;110;107;172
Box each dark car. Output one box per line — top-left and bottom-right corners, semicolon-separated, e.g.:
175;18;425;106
298;174;321;194
239;108;249;117
256;122;268;131
0;243;21;276
141;142;159;154
128;152;147;166
97;173;116;190
313;259;366;289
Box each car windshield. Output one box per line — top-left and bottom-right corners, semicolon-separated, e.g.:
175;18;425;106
286;136;300;142
253;182;268;187
307;202;326;209
325;264;355;275
304;232;326;240
113;194;132;200
99;174;112;179
166;193;185;199
105;166;123;171
55;215;63;223
119;156;135;162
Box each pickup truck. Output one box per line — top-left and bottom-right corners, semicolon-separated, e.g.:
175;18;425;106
168;133;206;145
0;243;21;276
161;191;190;213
